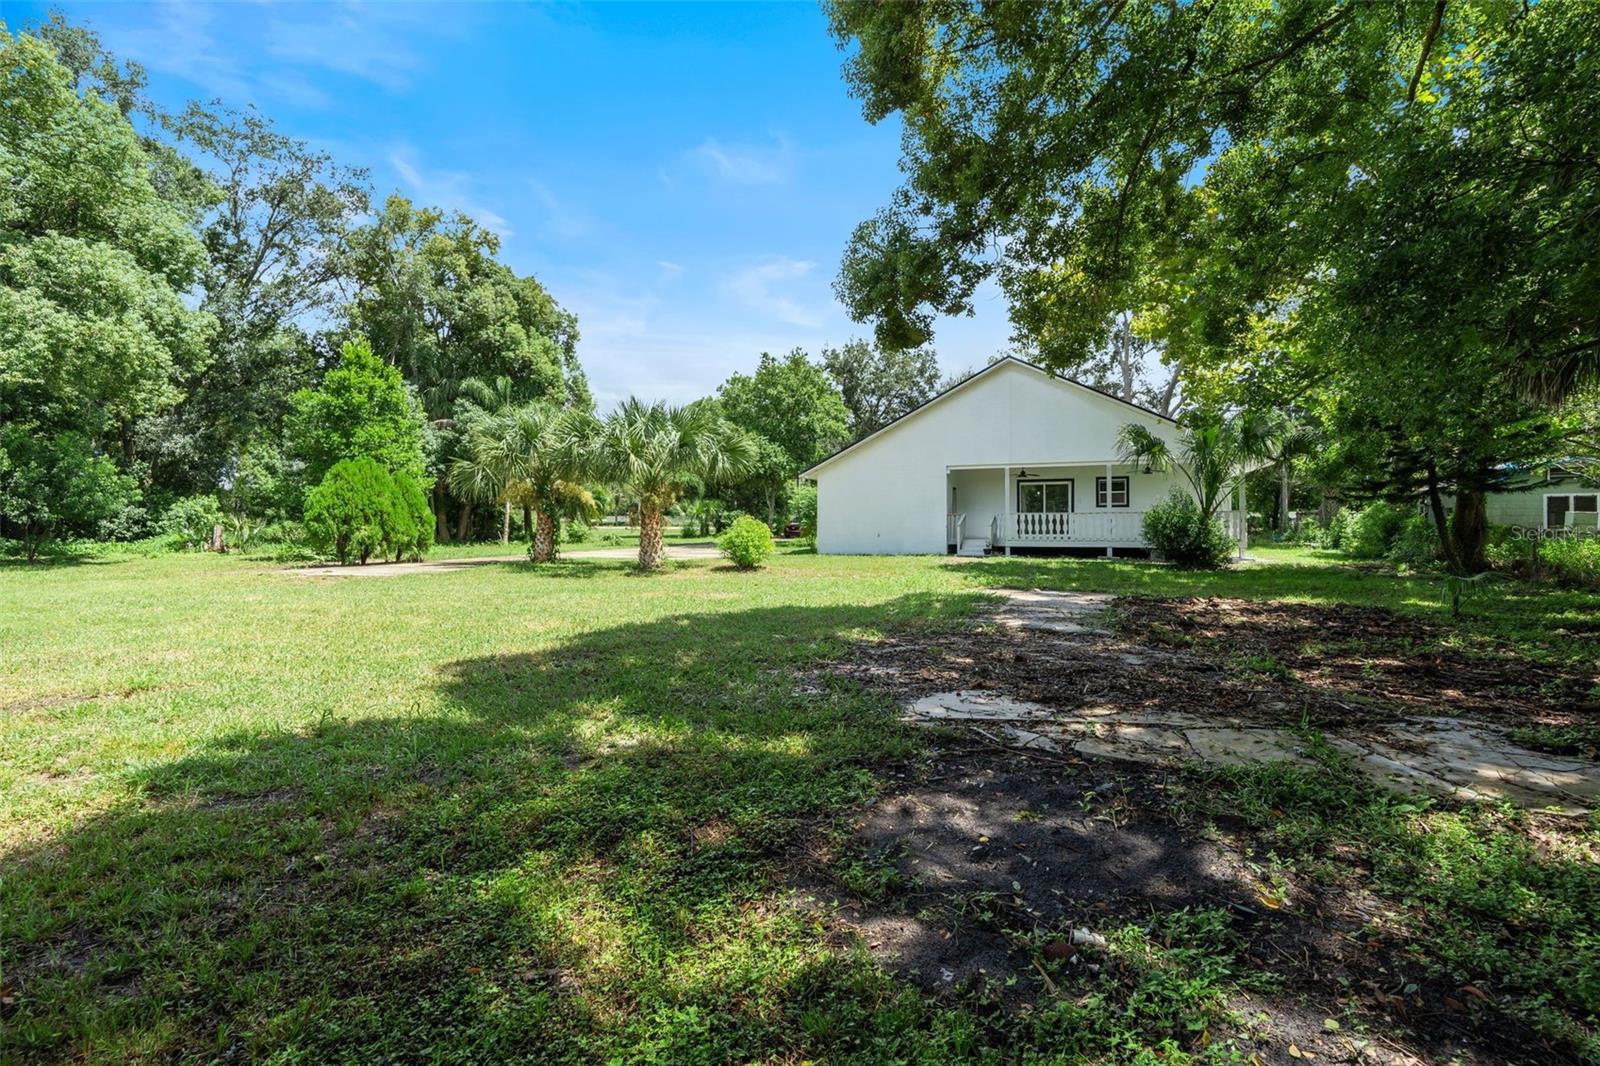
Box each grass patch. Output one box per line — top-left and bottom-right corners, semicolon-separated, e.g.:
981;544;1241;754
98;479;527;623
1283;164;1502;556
3;547;1597;1061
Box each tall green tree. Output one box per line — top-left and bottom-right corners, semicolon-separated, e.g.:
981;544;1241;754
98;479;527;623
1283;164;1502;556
146;102;371;496
827;0;1599;570
283;336;425;492
0;29;213;545
593;399;755;570
714;349;848;522
820;339;940;440
344;195;589;538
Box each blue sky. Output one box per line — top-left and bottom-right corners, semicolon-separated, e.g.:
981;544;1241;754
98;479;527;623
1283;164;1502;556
14;1;1011;409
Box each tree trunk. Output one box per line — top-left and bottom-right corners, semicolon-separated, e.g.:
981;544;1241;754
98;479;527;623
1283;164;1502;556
523;504;533;540
1451;489;1489;574
1424;463;1464;575
637;507;665;570
531;510;557;562
456;502;472;543
1278;465;1291;534
434;481;450;543
501;502;511;545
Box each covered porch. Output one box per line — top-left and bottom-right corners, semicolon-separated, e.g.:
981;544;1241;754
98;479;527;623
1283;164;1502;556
945;462;1247;557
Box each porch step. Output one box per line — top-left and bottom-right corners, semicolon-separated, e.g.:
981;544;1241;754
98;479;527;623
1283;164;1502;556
956;537;989;557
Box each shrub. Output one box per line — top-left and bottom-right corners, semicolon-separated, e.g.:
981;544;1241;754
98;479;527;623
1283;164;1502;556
564;518;591;544
389;473;435;561
96;499;152;542
1322;507;1352;550
161;495;224;551
303;458;401;565
717;514;775;570
1142;490;1233;568
790;482;818;544
1386;511;1441;569
1490;534;1600;589
1344;501;1410;559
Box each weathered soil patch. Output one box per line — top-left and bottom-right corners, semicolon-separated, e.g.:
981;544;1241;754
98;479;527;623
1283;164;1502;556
1116;595;1600;723
799;750;1567;1065
799;587;1599;1062
824;589;1600;810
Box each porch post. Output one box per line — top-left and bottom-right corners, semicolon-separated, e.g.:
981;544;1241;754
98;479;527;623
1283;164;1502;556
1002;465;1011;555
1104;460;1114;558
1237;476;1248;560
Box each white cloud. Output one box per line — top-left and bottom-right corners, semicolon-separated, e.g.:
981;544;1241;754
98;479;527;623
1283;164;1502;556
686;135;793;185
389;145;512;237
527;179;591;239
85;0;467;106
721;256;824;327
656;260;686;279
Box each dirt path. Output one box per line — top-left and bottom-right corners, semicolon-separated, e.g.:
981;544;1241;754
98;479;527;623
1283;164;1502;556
291;543;722;578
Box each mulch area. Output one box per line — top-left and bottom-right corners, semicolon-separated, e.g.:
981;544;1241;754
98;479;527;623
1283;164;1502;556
1115;596;1600;726
823;595;1599;732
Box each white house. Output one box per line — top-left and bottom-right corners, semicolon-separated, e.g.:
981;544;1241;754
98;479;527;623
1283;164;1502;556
800;357;1248;557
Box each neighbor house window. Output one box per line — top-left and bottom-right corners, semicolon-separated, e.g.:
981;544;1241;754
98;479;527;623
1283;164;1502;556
1547;493;1599;528
1095;476;1129;508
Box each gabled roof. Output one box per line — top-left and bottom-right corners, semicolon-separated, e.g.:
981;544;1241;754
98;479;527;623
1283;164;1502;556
800;356;1178;479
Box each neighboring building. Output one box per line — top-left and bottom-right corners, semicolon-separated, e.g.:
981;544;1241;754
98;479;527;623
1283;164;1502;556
1482;467;1598;533
799;357;1248;557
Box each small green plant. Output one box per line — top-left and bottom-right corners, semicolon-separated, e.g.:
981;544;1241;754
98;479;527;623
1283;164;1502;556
1141;490;1232;568
1321;506;1352;550
161;495;224;551
717;514;775;570
563;518;591;544
790;482;818;544
1234;654;1294;682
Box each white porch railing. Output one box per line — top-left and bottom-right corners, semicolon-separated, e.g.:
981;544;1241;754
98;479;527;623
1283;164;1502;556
993;509;1247;550
946;512;967;544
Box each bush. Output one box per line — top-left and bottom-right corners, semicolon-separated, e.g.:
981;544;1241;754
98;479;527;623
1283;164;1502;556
96;498;152;542
304;458;401;565
717;514;775;570
1489;534;1600;589
161;495;224;551
1344;501;1411;559
1142;490;1233;568
1322;507;1352;550
564;518;591;544
389;473;435;562
790;482;818;544
1386;511;1441;568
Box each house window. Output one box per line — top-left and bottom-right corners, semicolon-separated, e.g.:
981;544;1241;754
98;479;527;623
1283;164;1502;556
1546;493;1599;529
1017;479;1073;513
1095;476;1129;508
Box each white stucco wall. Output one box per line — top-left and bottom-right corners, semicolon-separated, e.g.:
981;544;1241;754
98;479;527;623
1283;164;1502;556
809;359;1180;555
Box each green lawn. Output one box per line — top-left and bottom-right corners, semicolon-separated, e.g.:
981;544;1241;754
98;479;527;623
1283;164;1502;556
2;547;1597;1062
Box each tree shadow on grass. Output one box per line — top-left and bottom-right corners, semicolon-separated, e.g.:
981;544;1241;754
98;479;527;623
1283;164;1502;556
2;591;1002;1062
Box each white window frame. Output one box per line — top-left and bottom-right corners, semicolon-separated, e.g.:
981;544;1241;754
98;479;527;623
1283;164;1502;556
1544;491;1599;529
1095;476;1130;509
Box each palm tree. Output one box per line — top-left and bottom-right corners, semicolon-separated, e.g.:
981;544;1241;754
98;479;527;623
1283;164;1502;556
1254;414;1321;533
592;399;756;570
1117;412;1275;520
448;403;593;562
